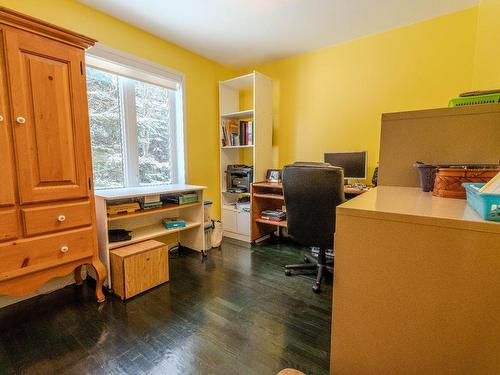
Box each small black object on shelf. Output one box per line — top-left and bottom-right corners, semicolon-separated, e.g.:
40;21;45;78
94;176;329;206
108;229;132;243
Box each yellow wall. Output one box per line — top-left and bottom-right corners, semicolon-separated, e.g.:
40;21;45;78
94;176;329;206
474;0;500;89
249;8;478;180
0;0;237;218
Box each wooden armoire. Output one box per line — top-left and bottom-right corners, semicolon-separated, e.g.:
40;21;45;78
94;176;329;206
0;8;106;302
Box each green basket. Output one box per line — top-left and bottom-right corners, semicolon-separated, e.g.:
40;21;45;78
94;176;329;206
449;93;500;107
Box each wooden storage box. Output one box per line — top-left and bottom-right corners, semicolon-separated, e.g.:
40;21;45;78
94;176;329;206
110;240;169;300
433;167;500;199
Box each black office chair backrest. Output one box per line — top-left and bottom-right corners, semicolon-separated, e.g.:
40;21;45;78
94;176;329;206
282;162;345;249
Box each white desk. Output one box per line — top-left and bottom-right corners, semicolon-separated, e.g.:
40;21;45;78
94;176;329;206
94;184;206;289
331;186;500;374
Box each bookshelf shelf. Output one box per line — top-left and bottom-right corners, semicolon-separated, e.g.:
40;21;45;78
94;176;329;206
221;145;254;149
108;222;201;250
221;109;254;119
219;71;273;242
107;201;201;222
221;190;251;197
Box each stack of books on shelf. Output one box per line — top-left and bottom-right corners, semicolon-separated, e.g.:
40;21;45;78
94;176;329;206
142;194;163;210
162;192;198;205
106;201;141;215
261;209;286;222
221;119;253;146
162;217;187;229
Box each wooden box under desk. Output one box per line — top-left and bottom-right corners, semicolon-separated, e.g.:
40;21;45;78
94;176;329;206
110;240;169;300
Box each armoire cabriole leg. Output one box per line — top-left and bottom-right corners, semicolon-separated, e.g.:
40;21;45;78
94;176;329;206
91;259;107;303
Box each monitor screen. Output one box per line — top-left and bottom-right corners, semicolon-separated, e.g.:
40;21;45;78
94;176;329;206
324;151;367;179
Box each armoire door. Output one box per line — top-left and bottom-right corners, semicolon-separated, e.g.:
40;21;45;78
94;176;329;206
4;26;90;204
0;27;16;207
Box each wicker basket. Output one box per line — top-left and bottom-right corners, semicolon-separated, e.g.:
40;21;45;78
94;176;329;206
433;168;500;199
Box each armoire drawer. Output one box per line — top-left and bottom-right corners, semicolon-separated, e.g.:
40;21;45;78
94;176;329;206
0;209;19;242
0;227;94;277
21;200;92;236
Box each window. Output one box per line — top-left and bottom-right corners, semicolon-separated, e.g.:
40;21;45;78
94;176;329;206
86;46;185;189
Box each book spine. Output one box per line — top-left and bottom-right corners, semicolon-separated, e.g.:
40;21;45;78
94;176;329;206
223;121;228;146
248;121;253;145
245;121;248;145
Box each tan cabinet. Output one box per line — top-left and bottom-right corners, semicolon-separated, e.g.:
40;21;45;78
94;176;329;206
110;240;169;300
5;26;90;204
0;8;106;302
0;27;16;207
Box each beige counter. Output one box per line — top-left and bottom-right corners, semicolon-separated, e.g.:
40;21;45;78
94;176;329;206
331;186;500;374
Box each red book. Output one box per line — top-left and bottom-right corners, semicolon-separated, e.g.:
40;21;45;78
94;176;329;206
261;215;284;222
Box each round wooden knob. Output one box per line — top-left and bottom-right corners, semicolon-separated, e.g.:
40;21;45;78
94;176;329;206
16;116;26;124
58;215;66;222
60;246;69;253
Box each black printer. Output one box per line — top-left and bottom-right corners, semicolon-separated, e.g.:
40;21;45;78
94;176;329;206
226;165;253;193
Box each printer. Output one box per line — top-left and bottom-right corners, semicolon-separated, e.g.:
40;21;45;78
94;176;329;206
226;165;253;193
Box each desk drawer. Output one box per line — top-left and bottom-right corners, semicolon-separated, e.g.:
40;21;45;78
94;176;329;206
21;201;92;236
0;227;94;277
0;209;19;242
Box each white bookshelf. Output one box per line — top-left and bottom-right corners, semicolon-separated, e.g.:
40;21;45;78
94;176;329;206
219;71;273;242
94;184;207;290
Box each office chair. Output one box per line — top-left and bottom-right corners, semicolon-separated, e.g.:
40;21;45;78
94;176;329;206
282;162;345;293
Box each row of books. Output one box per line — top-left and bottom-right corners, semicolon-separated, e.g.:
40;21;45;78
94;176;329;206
142;192;198;210
221;119;253;146
261;209;286;222
162;192;198;205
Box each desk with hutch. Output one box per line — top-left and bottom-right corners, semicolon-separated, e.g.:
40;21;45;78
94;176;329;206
251;181;370;242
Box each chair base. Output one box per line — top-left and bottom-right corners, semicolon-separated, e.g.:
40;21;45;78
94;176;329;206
284;251;333;293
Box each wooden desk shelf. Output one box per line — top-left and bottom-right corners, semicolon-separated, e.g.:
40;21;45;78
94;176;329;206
255;218;288;228
251;181;287;242
250;181;371;242
253;193;285;200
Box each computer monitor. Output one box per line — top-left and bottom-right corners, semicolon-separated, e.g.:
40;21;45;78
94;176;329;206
324;151;367;181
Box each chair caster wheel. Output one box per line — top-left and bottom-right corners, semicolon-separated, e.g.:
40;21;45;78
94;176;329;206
312;284;321;293
285;269;292;276
201;250;208;258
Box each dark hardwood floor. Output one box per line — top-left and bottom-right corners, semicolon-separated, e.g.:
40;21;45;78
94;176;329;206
0;239;332;375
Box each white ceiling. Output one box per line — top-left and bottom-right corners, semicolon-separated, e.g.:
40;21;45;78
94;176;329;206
80;0;479;68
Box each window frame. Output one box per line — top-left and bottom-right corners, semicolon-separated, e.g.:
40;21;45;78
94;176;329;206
85;44;187;188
